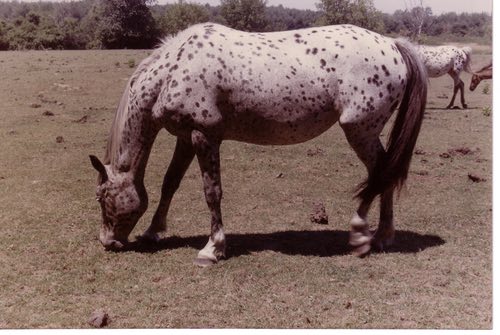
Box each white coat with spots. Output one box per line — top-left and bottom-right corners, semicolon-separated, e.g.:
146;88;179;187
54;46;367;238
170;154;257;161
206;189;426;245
90;23;428;266
417;45;472;109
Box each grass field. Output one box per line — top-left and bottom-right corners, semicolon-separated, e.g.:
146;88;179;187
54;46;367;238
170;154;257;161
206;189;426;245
0;44;492;329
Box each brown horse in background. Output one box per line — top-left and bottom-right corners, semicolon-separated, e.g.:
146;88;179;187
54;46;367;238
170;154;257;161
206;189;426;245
470;62;492;91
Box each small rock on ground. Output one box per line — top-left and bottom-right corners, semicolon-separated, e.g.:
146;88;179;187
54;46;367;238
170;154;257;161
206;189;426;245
310;202;328;225
88;310;109;328
468;174;486;183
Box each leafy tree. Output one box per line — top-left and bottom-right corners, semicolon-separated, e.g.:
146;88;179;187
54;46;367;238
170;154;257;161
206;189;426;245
0;0;492;50
0;20;10;50
220;0;268;31
398;0;434;40
1;11;68;50
264;5;321;31
93;0;158;49
161;0;210;36
316;0;383;32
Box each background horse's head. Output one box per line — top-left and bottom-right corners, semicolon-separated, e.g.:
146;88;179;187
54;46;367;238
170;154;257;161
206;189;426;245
90;155;148;251
470;73;481;91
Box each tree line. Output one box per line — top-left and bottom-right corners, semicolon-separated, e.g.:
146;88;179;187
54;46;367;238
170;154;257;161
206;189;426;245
0;0;492;50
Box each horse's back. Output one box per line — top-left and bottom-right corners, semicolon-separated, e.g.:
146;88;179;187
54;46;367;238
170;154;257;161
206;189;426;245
137;23;412;144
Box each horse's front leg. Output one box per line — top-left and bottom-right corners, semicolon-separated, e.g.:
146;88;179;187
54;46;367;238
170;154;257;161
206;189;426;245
142;138;195;242
191;130;226;267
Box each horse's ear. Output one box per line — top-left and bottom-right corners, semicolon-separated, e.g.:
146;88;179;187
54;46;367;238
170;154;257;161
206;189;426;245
89;155;108;184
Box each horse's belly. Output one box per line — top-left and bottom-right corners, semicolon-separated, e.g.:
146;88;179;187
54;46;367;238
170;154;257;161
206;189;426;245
223;103;340;145
426;62;449;78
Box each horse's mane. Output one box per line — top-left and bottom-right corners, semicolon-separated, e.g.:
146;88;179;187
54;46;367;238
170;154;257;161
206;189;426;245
478;61;493;72
103;46;165;166
103;28;198;167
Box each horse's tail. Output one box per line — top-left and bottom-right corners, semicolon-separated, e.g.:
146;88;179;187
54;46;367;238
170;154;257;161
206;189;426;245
462;46;473;73
357;38;428;201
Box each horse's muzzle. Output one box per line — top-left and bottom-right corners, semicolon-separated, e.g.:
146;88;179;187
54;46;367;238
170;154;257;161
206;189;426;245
99;232;128;251
100;238;126;251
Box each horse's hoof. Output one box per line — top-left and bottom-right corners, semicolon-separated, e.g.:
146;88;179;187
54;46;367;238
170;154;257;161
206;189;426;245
193;257;217;267
352;243;371;258
349;228;372;247
350;234;371;248
371;237;394;252
137;231;160;244
462;104;468;109
372;230;395;252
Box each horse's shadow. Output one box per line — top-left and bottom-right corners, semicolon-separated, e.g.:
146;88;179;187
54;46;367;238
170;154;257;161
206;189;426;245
425;106;470;111
126;229;445;258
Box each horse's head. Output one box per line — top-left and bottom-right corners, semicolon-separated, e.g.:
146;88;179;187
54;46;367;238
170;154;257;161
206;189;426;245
470;74;481;91
90;155;148;251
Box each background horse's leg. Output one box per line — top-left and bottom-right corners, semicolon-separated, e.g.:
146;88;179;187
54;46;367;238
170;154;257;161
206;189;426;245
191;130;226;267
458;75;468;109
372;187;395;251
446;71;465;109
142;138;195;242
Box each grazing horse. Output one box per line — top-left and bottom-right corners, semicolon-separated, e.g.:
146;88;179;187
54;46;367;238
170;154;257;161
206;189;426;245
417;45;472;109
470;62;492;91
90;23;427;266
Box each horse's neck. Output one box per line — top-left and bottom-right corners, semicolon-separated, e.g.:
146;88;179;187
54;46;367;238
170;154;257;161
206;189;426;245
106;103;159;182
479;68;493;78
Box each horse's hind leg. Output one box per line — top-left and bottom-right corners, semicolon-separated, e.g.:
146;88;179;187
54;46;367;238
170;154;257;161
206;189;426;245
372;187;395;251
458;77;468;109
349;195;376;257
340;122;386;256
142;138;195;242
447;71;467;109
191;130;226;267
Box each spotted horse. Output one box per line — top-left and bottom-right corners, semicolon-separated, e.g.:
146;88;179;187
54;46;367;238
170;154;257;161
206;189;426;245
90;23;428;267
416;44;472;109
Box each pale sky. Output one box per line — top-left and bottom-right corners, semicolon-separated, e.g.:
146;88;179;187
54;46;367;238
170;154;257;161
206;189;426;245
7;0;494;15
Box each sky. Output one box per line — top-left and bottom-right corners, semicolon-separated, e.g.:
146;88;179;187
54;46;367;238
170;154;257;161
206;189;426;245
8;0;494;15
